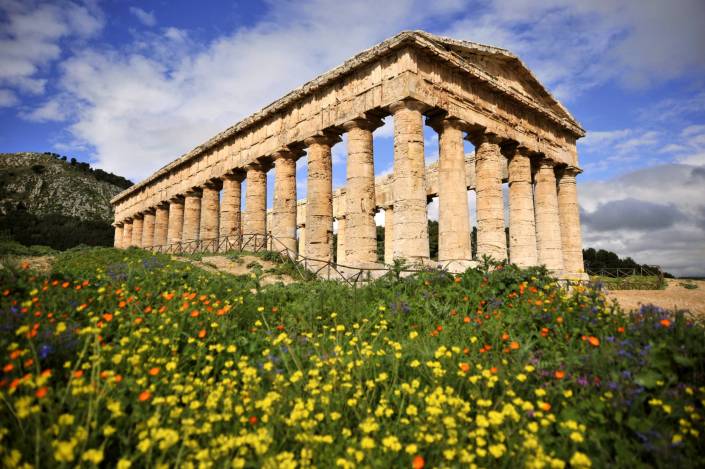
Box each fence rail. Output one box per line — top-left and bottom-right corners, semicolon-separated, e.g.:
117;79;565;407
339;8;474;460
145;233;433;288
585;265;665;289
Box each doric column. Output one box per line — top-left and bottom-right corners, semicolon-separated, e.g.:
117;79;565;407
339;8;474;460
272;151;298;254
534;160;564;272
220;172;243;242
200;181;221;251
167;197;185;245
243;163;268;249
507;146;538;267
122;220;133;248
471;132;507;261
142;209;156;248
298;224;306;257
557;166;585;275
390;99;429;263
343;117;382;266
384;206;394;265
154;203;169;247
114;224;123;249
336;216;347;265
131;215;144;248
305;133;339;263
429;115;471;262
183;189;202;243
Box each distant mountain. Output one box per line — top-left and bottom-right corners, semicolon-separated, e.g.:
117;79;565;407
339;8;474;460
0;152;133;250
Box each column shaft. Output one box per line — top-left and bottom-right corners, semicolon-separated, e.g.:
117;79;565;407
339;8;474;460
154;205;169;247
557;168;585;274
337;217;347;265
167;199;185;244
183;191;202;243
243;165;267;248
298;225;306;257
384;207;394;265
272;155;298;254
131;216;144;248
114;225;123;249
508;149;538;267
435;119;471;262
200;184;220;251
305;136;335;262
344;121;378;265
390;100;429;263
474;134;507;261
220;175;242;242
534;161;564;272
142;211;155;248
123;222;133;248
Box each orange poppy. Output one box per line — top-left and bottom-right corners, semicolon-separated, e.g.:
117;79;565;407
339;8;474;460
540;402;552;412
588;336;600;347
249;415;258;425
3;363;13;373
412;455;425;469
509;341;520;350
148;367;160;376
73;370;84;379
102;313;113;322
35;387;48;398
660;319;671;328
459;363;470;373
138;390;151;401
198;329;207;339
554;370;565;379
190;310;200;318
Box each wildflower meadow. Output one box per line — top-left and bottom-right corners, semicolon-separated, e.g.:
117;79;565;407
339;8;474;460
0;247;703;468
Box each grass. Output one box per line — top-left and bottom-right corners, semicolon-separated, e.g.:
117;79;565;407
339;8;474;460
590;275;664;290
0;247;703;468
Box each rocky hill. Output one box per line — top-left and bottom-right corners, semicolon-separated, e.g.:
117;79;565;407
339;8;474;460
0;152;132;250
0;152;131;223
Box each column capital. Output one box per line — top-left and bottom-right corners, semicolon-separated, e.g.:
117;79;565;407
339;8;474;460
169;195;185;204
557;165;582;178
466;130;503;147
222;169;245;182
123;217;133;223
143;207;156;215
133;212;144;219
388;98;429;114
534;157;557;171
304;130;341;147
157;201;170;209
204;179;223;191
426;113;467;133
184;187;203;198
245;160;271;172
271;147;302;163
113;222;123;228
342;115;384;132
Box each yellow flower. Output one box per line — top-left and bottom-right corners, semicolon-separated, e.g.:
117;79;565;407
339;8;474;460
82;449;104;465
58;414;75;426
406;405;418;416
360;437;375;449
382;435;402;452
569;452;592;468
489;443;506;458
405;444;418;454
117;459;132;469
53;440;77;463
409;331;418;339
569;432;584;443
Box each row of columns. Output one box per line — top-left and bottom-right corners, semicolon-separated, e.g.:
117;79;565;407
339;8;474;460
114;98;584;275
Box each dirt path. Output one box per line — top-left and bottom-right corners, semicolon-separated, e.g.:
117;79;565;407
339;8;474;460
184;255;296;286
606;279;705;318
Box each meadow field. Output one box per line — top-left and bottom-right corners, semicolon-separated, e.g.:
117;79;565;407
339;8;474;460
0;248;703;468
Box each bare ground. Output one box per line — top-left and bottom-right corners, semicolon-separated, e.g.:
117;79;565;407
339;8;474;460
606;279;705;319
183;255;297;286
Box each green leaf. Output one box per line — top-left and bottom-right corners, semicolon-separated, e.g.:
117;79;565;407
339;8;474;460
634;370;662;388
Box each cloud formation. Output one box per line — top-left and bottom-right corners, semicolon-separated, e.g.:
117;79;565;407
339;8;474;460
129;7;155;27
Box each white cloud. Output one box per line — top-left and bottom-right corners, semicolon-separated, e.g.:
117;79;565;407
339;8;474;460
34;0;466;180
0;0;103;95
20;97;68;122
0;89;18;107
129;6;156;27
442;0;705;100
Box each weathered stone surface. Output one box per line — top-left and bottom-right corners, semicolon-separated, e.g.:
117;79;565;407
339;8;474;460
123;221;133;248
305;135;337;263
154;204;169;247
534;161;564;272
430;116;471;262
557;167;585;275
298;225;306;257
220;173;243;240
390;99;429;264
131;215;144;248
183;190;202;243
507;147;538;267
473;133;507;261
243;165;267;246
142;210;155;248
113;224;123;249
167;198;184;244
343;118;380;266
272;153;298;254
336;215;347;265
384;206;394;265
200;183;220;251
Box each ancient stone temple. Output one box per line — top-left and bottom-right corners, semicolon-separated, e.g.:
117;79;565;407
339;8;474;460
111;31;587;279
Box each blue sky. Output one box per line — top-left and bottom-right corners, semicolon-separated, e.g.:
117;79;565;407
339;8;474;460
1;0;704;275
